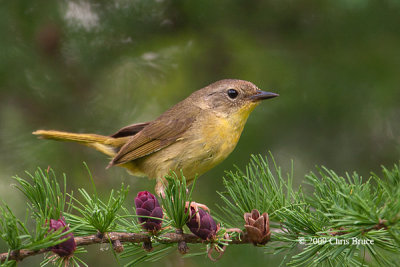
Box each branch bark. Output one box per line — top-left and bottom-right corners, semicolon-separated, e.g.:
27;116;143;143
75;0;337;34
0;231;251;263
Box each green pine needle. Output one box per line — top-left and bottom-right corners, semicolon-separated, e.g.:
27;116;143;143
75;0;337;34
67;183;129;234
13;167;68;219
217;153;303;227
159;171;196;230
1;156;400;266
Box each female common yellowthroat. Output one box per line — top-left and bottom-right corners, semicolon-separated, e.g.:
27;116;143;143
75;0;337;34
33;79;278;196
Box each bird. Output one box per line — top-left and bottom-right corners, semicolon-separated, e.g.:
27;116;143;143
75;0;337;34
33;79;278;198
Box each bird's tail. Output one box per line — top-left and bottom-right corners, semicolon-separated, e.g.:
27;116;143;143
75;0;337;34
32;130;126;157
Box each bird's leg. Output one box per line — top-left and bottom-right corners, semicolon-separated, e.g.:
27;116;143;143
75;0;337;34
155;178;167;198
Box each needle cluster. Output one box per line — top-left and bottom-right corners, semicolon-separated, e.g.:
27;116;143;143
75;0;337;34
0;155;399;266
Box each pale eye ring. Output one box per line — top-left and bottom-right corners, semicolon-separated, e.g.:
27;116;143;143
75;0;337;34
227;89;238;99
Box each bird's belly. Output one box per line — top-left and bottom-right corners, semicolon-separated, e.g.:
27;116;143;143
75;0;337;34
136;115;244;181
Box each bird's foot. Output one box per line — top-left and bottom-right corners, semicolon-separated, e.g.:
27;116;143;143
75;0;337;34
186;201;210;223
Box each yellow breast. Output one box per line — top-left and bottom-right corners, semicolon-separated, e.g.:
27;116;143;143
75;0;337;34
137;102;258;181
188;103;258;174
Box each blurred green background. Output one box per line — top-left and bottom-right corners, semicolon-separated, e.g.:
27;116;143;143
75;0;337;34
1;0;400;266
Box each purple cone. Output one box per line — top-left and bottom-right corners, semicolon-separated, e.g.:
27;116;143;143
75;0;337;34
48;218;76;257
135;191;163;232
186;207;217;240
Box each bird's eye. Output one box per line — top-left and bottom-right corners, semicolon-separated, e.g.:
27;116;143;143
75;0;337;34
227;89;239;99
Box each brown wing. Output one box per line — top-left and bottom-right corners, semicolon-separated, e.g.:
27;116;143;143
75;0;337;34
110;122;150;138
108;104;198;167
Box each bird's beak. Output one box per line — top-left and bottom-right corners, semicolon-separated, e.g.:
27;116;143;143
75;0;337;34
250;90;279;101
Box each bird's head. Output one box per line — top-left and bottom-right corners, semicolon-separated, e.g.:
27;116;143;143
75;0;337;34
191;79;278;120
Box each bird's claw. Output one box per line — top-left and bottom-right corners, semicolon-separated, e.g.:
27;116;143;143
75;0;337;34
186;201;210;224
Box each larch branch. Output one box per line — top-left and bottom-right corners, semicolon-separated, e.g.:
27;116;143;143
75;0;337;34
0;232;251;263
